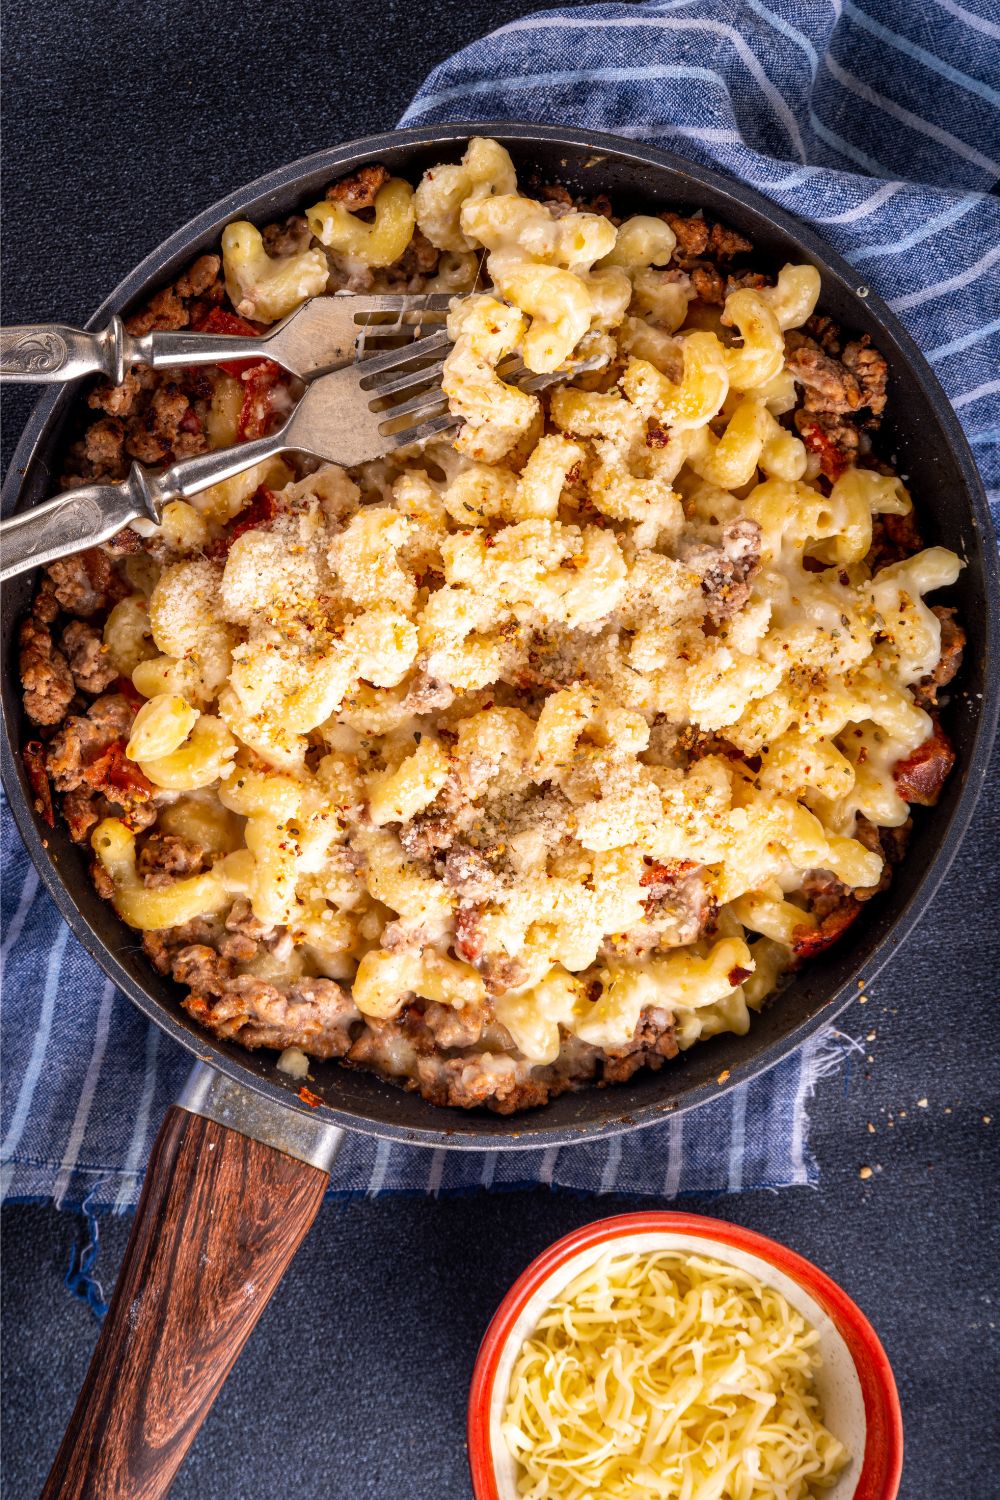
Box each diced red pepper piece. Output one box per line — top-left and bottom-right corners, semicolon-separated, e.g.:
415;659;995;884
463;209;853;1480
205;486;280;560
23;741;55;828
454;905;485;965
82;740;154;802
228;486;278;544
236;361;285;440
192;306;261;377
298;1086;323;1109
798;418;851;482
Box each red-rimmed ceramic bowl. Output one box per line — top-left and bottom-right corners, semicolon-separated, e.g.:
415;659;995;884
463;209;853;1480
468;1211;903;1500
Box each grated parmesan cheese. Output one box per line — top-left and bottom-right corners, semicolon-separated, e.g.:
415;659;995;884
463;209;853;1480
276;1046;311;1080
501;1249;848;1500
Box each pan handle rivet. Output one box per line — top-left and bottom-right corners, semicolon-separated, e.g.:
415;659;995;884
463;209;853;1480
857;285;870;299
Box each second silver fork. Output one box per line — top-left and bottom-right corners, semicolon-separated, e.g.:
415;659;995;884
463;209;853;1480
0;329;457;582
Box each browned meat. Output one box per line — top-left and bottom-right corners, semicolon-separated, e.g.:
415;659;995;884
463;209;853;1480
183;975;360;1057
122;254;221;337
45;696;150;836
64;786;101;844
623;859;710;951
61;620;117;695
842;336;888;418
125;285;189;336
893;722;956;806
913;607;965;707
88;369;142;419
601;1006;678;1083
262;215;312;257
709;222;753;259
125;380;199;465
137;833;208;883
423;1001;484;1049
30;582;60;625
867;508;924;571
171;944;232;997
663;211;709;258
325;164;390;210
853;815;912;900
786;340;863;415
726;270;770;294
801;868;857;923
216;896;273;961
414;1052;556;1113
46;549;119;617
793;871;861;958
794;410;860;482
83;416;127;479
48;715;115;791
143;918;220;974
441;844;499;901
18;616;75;725
174;254;222;299
690;264;725;304
803;313;842;356
378;228;442;289
684;517;762;623
480;954;529;996
399;810;455;862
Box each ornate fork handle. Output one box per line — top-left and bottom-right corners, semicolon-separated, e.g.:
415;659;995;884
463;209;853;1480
0;434;287;583
0;317;279;385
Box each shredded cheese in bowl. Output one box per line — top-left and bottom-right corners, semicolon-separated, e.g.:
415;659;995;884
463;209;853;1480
500;1249;848;1500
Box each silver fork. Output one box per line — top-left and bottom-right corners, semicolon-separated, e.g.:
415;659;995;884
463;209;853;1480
0;292;453;386
0;334;605;582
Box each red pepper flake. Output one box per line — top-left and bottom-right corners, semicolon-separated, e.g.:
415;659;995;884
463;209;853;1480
23;741;55;828
640;858;696;888
728;966;752;987
298;1086;324;1108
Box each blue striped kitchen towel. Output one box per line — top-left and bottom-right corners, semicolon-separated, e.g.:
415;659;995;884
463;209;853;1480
3;0;998;1211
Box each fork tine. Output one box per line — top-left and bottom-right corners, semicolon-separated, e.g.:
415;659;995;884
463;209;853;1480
345;292;455;316
386;412;458;448
356;328;452;380
367;355;448;400
380;385;451;424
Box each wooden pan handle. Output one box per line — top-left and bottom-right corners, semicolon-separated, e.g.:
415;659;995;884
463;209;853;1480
42;1100;332;1499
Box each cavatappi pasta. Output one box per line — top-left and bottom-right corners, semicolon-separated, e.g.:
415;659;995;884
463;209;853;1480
501;1249;849;1500
21;139;964;1113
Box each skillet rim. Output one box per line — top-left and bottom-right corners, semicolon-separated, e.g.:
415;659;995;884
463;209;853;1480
3;120;998;1150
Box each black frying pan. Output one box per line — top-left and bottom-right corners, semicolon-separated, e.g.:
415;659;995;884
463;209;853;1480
3;125;997;1496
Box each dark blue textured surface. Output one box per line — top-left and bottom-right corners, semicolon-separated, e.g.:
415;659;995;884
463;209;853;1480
2;1;999;1496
